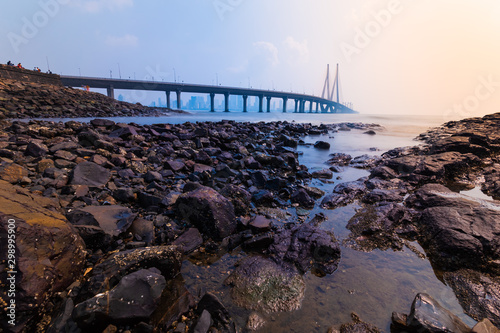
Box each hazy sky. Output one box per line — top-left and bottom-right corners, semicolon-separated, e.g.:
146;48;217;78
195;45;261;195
2;0;500;118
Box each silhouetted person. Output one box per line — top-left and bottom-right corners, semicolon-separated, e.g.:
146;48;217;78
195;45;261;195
6;61;13;66
17;63;23;69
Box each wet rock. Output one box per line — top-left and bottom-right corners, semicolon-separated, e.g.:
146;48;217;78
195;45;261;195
291;188;315;208
77;246;182;302
444;269;500;327
408;184;500;273
129;218;154;244
70;161;111;187
195;293;237;333
321;180;367;209
73;268;166;327
193;310;212;333
219;184;252;216
248;215;272;232
67;205;136;238
270;223;341;274
176;186;236;240
0;180;86;332
113;187;136;203
326;153;352;166
430;135;490;158
246;312;266;331
350;154;381;169
225;256;305;313
392;293;470;333
314;141;330;150
312;168;333;179
361;188;404;204
252;189;275;207
172;228;203;254
339;313;381;333
90;118;116;127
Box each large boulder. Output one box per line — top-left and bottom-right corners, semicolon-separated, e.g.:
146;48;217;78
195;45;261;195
176;186;236;240
73;268;166;328
0;180;86;332
70;161;111;187
408;184;500;273
225;256;305;313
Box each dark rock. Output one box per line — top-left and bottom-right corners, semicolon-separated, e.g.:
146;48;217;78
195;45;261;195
25;141;48;157
67;205;136;238
408;184;500;273
112;188;135;203
138;192;163;209
314;141;330;150
172;228;203;254
252;189;275;207
361;189;404;204
321;180;367;209
129;218;154;244
77;246;182;302
176;186;236;240
195;293;237;332
326;153;352;166
444;269;500;327
90;118;115;127
312;168;333;179
350;154;381;169
219;184;252;216
291;188;315;208
270;223;341;274
73;268;166;327
225;256;305;313
400;293;471;333
193;310;212;333
70;161;111;187
248;215;272;232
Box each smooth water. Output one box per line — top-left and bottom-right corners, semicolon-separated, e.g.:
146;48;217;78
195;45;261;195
37;111;476;331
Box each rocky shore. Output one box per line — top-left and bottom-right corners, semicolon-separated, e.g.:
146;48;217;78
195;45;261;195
0;78;183;119
0;80;499;332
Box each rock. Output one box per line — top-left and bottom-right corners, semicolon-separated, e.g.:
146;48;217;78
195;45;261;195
77;246;182;302
312;168;333;179
291;188;315;208
172;228;203;254
67;204;136;238
361;189;404;204
401;293;471;333
314;141;330;150
252;189;275;207
246;312;266;331
25;141;48;157
326;153;352;166
321;180;367;209
0;180;86;332
194;293;237;332
37;158;55;173
0;161;29;184
269;223;341;274
113;187;136;203
143;171;163;183
444;269;500;327
225;256;305;313
339;313;381;333
219;184;252;216
91;118;115;127
471;319;500;333
248;215;272;232
408;184;500;273
176;186;236;240
70;161;111;187
129;218;155;244
73;268;166;327
350;154;381;169
363;130;376;135
193;310;212;333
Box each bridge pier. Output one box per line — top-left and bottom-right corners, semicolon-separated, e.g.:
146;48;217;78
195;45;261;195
309;100;313;113
107;86;114;99
266;96;271;113
224;92;230;112
176;90;181;109
315;102;319;113
166;91;171;109
294;99;298;113
210;93;215;112
258;95;263;113
242;95;248;112
282;97;287;113
299;100;305;113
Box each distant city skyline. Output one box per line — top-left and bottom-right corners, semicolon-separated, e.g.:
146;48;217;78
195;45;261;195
2;1;500;117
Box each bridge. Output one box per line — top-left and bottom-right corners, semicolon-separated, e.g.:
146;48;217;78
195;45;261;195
60;65;356;114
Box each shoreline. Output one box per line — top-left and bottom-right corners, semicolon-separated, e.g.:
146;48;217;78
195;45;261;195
0;78;499;332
